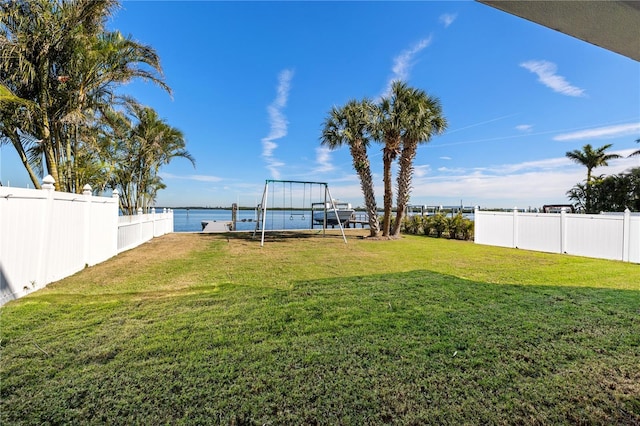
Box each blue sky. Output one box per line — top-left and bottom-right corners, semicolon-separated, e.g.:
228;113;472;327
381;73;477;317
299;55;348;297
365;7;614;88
2;1;639;209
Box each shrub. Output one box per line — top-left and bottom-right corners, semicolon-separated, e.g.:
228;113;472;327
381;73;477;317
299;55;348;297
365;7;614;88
446;213;464;239
431;213;448;238
403;215;423;235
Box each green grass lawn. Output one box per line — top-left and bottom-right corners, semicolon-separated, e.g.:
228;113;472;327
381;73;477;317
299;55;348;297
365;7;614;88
1;231;639;425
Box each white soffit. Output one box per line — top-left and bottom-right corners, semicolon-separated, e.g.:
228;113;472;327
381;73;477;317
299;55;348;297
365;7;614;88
478;1;640;62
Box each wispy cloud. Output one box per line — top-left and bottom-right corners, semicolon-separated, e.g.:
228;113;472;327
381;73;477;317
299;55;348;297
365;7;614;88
414;164;431;178
439;13;457;28
160;172;223;183
440;156;452;160
520;60;586;97
382;36;432;97
554;122;640;141
445;114;517;135
404;154;638;207
516;124;533;132
314;146;335;173
262;69;294;179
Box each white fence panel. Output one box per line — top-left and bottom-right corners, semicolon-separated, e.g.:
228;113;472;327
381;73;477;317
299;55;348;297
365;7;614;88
117;216;140;253
565;214;624;261
116;210;173;254
1;177;173;305
88;197;119;265
474;208;639;263
474;211;514;247
141;214;155;242
516;213;562;253
629;217;640;263
1;187;49;302
43;191;86;284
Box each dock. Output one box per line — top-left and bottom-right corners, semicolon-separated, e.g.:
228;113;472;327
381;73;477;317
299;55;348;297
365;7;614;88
201;220;233;233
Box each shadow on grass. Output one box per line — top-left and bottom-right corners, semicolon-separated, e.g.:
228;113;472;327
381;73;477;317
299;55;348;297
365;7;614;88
199;229;353;243
2;269;639;425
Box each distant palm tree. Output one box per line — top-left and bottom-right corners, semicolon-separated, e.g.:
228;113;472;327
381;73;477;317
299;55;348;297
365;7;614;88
629;138;640;157
566;143;621;212
321;99;380;237
391;86;447;236
112;103;195;214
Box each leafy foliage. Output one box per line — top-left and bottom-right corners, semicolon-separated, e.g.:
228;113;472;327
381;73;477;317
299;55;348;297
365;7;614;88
565;143;622;213
321;81;447;238
1;0;191;207
400;212;474;240
567;167;640;212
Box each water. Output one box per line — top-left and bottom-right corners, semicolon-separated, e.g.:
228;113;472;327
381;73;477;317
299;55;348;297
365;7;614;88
173;208;318;232
172;208;474;233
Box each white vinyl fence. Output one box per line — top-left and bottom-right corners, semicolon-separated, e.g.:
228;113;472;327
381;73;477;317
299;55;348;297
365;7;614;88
0;176;173;305
474;207;640;263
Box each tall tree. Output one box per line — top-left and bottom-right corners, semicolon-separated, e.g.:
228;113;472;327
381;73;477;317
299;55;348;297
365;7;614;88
373;81;412;237
321;99;380;237
112;103;194;214
1;0;170;192
0;83;43;187
565;143;621;213
391;86;447;236
1;0;119;188
567;168;640;212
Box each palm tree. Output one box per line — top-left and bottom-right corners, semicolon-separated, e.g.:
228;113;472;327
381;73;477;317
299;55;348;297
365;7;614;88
1;0;170;192
391;86;447;236
0;83;43;188
321;99;380;237
1;0;120;189
373;81;412;237
566;143;621;213
629;138;640;157
112;103;195;214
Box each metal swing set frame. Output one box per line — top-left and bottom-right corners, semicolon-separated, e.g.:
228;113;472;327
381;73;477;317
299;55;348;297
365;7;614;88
253;180;348;247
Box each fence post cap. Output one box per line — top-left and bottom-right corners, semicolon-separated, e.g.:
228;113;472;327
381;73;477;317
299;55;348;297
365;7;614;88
82;184;92;195
42;175;55;189
137;207;143;215
112;189;119;198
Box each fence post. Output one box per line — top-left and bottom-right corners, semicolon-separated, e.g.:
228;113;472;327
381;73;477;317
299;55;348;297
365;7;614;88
112;190;120;254
163;208;167;235
36;175;56;290
137;207;143;244
83;184;92;267
560;207;567;254
474;206;480;243
152;207;157;237
622;208;630;262
512;207;519;248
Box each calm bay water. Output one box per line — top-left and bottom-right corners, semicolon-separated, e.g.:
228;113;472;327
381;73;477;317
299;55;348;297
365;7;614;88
172;208;473;233
173;208;317;232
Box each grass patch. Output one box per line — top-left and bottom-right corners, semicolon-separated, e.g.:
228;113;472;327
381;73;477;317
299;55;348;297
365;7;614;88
1;231;639;424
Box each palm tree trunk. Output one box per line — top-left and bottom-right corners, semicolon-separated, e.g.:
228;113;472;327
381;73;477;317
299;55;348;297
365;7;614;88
350;145;379;237
36;61;61;190
382;148;394;237
7;129;41;189
392;143;417;236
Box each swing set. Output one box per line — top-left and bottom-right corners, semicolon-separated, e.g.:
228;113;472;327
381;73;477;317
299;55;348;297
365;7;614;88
253;180;348;246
